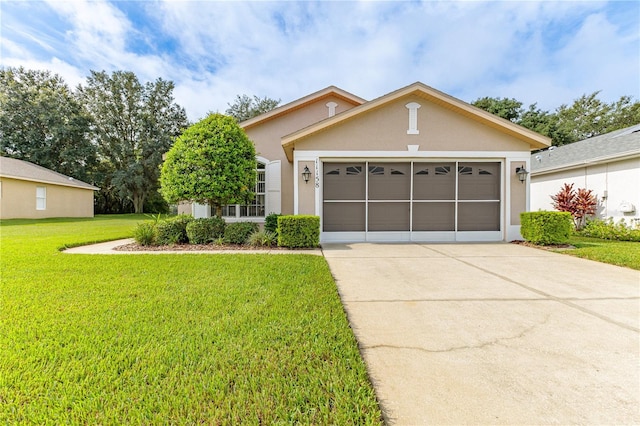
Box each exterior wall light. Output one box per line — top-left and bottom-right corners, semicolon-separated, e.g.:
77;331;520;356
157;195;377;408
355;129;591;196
302;165;311;184
516;165;529;183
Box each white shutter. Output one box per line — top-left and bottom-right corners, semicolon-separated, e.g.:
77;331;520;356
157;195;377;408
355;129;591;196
192;203;210;218
265;160;281;215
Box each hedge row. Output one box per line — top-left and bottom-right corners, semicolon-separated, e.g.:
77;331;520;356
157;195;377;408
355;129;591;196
133;214;321;248
520;211;573;245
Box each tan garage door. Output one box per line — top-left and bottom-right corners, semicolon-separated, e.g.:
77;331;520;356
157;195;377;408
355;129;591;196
322;161;500;235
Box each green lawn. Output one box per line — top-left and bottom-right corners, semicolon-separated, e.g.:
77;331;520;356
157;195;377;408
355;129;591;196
553;235;640;270
0;216;382;424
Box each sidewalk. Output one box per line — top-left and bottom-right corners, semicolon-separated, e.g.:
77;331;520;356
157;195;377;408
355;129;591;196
63;239;323;255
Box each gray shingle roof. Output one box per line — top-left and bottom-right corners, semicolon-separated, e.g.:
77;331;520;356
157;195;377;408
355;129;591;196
531;124;640;174
0;157;99;190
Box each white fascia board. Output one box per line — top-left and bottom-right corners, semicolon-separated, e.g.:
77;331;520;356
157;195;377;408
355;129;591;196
294;150;530;161
532;151;640;176
0;175;99;191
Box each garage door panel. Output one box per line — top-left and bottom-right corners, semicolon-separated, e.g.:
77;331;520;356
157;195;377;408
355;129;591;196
413;202;455;231
458;202;500;231
368;163;411;200
413;162;455;200
323;202;365;231
323;162;365;200
458;162;500;200
369;202;410;231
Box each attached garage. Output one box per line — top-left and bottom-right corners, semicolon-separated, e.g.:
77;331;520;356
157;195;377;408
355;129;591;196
322;161;501;242
281;82;550;243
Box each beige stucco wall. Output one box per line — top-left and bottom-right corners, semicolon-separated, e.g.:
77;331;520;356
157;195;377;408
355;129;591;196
509;161;527;225
245;95;360;215
0;177;95;219
297;160;316;215
296;95;527;153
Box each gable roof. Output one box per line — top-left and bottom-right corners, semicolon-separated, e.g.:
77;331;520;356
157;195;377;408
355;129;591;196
240;86;366;130
531;124;640;175
0;157;99;190
281;82;551;161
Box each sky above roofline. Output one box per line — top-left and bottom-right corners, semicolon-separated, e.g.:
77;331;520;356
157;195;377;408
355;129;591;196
1;0;638;122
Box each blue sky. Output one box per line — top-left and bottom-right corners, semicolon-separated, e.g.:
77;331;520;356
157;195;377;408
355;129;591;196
2;1;638;121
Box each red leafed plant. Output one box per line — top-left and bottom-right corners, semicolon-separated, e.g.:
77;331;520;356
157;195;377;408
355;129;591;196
551;183;597;230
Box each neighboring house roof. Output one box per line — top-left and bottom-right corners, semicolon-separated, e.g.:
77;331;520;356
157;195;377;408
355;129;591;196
531;124;640;175
240;85;366;130
281;81;551;161
0;156;99;190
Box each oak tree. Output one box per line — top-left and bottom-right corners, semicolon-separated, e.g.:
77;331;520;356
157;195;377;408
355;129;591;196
78;70;187;213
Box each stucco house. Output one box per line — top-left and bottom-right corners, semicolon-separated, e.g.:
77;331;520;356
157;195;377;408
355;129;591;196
0;156;99;219
530;124;640;225
182;82;550;242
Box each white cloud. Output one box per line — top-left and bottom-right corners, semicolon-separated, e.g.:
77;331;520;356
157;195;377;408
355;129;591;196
1;0;637;121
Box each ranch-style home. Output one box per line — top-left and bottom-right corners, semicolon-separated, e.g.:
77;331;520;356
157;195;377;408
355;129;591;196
182;82;550;242
0;156;98;219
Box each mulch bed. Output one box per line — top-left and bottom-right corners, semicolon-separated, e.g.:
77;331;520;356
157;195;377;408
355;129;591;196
511;240;576;251
114;242;303;252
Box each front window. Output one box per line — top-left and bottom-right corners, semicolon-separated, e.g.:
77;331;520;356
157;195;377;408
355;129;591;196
36;186;46;210
222;162;265;218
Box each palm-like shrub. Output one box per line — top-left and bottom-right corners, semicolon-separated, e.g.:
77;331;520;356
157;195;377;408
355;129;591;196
551;183;597;230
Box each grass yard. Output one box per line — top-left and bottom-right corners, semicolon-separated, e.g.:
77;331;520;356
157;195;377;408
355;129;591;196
555;236;640;270
0;216;382;424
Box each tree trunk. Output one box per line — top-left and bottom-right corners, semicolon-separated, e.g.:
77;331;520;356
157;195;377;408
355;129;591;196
215;204;223;218
133;193;145;213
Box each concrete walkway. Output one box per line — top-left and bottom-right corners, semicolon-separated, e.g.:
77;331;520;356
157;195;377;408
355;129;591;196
63;239;322;255
322;243;640;425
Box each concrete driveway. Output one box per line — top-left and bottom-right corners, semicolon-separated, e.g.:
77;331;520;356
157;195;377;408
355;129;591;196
322;243;640;425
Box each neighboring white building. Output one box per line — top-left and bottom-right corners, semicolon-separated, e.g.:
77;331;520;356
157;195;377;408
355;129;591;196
530;124;640;225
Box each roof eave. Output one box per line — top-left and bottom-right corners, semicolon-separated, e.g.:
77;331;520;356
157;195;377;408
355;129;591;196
0;174;99;191
281;82;551;161
531;150;640;176
240;86;366;130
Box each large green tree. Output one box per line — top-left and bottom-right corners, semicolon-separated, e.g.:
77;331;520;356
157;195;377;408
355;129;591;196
225;94;280;122
472;96;523;122
472;92;640;146
78;70;187;213
0;67;95;181
556;91;640;142
160;113;257;217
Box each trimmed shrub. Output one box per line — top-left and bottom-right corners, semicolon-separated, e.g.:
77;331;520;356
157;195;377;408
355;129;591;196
264;213;282;235
224;222;259;245
186;217;226;244
520;211;573;245
133;222;156;246
247;230;277;247
580;218;640;242
156;214;194;245
277;215;320;248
